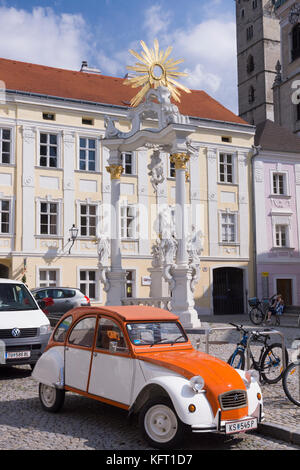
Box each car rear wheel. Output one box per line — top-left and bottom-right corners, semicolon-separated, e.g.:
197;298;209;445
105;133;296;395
139;397;186;449
39;383;65;413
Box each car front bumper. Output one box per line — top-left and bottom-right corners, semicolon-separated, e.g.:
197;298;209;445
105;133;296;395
0;333;51;366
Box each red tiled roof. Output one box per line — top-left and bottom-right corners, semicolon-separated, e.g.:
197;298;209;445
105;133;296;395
0;57;246;125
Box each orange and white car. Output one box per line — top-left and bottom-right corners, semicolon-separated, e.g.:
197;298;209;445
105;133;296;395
32;306;264;448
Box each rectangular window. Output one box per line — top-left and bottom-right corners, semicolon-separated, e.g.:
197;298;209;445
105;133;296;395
40;202;58;235
80;204;97;237
219;153;233;183
272;173;286;195
79;137;96;171
125;270;135;298
0;199;10;233
82;118;94;126
39;269;58;287
0;128;11;164
40;133;58;168
169;160;176;178
122;152;134;175
79;270;96;299
221;213;237;243
275;225;288;247
42;113;55;121
121;205;136;239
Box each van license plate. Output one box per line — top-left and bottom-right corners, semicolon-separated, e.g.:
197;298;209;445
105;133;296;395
225;418;257;434
6;351;31;359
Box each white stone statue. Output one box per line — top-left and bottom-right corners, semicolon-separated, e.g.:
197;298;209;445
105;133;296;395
187;225;203;292
97;236;110;292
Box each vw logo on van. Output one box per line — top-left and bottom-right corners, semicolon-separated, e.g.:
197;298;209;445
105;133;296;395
11;328;21;338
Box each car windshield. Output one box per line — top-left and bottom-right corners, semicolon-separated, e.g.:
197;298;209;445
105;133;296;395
0;283;38;311
126;322;188;346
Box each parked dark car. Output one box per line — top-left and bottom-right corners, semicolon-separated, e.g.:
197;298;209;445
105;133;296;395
31;287;90;325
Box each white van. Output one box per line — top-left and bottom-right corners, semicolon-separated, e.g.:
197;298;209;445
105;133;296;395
0;279;51;369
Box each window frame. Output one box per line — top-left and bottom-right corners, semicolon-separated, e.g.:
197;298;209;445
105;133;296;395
121;152;135;176
38;131;60;169
271;170;289;196
67;316;97;349
78;268;98;301
219;152;234;184
274;224;289;248
0;127;13;165
39;201;59;236
79;202;98;238
0;198;11;234
219;211;238;244
38;268;60;287
78;136;97;172
120;204;137;240
95;316;129;354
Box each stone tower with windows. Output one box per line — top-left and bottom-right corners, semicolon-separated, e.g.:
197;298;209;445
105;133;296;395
236;0;281;125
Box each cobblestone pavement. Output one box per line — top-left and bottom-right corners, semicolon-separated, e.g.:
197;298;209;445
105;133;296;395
0;314;299;451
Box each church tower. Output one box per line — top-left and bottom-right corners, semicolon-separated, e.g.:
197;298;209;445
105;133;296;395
236;0;281;125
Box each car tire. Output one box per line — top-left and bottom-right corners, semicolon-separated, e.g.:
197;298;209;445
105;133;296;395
138;397;186;449
39;383;65;413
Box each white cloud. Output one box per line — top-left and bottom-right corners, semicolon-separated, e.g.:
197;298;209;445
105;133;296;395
0;6;90;70
140;6;238;112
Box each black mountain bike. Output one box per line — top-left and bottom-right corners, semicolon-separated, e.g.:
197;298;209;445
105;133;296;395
282;338;300;407
227;323;288;384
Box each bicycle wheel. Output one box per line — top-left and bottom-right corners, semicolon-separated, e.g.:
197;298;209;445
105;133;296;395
249;307;264;325
282;362;300;407
228;350;245;370
260;343;288;384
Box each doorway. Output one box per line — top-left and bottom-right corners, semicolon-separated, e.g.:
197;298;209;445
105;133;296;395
213;267;244;315
0;264;9;278
276;279;293;306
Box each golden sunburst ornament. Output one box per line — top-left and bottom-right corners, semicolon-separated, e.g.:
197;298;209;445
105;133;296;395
124;39;191;107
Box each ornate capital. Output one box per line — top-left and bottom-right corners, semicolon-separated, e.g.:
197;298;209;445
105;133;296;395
106;164;124;180
170;153;190;170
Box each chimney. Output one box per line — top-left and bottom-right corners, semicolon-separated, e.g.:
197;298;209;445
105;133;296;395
80;61;101;74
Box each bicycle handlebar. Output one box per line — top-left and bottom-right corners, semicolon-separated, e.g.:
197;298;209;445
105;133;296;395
229;323;270;342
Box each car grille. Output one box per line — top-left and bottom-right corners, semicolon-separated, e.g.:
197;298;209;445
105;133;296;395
0;328;38;339
219;390;247;410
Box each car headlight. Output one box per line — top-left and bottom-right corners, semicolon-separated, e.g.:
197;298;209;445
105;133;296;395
244;369;260;388
189;375;205;393
40;324;51;335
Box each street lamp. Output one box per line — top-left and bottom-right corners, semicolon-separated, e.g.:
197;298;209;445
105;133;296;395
68;224;79;254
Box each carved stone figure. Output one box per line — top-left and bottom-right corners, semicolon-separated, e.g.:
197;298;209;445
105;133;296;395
148;150;165;192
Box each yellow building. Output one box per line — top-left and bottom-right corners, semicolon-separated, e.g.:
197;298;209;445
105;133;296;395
0;57;255;316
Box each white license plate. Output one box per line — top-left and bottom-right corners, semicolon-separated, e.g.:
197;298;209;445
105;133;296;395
5;351;31;359
225;418;257;434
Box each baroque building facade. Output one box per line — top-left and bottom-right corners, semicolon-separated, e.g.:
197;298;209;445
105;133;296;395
0;57;255;316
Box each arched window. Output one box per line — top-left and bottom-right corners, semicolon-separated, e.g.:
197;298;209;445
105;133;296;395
247;55;255;74
292;24;300;61
248;86;255;104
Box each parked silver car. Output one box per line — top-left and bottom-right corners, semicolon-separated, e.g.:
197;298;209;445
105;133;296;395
31;287;90;325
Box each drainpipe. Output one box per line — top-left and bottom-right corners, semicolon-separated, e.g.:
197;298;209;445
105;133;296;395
251;145;261;297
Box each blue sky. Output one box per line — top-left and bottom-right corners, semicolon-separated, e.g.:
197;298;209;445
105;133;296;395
0;0;238;112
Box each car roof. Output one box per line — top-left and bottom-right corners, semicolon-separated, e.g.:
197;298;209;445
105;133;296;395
32;287;80;291
69;305;179;323
0;278;24;285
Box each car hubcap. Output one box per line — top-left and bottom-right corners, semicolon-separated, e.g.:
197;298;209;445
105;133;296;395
40;384;56;407
144;404;178;443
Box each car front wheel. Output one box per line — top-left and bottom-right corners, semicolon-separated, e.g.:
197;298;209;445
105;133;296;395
139;397;186;449
39;383;65;413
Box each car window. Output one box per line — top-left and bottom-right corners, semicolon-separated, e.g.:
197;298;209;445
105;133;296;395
50;289;65;299
126;322;188;346
34;290;47;300
53;315;73;342
68;317;96;348
62;289;76;298
96;318;128;353
0;283;38;311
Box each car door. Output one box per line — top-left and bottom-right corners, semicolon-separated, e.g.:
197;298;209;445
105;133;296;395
48;289;73;316
88;317;134;406
64;316;97;392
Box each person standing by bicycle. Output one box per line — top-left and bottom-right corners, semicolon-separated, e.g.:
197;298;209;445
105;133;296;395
266;294;284;323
